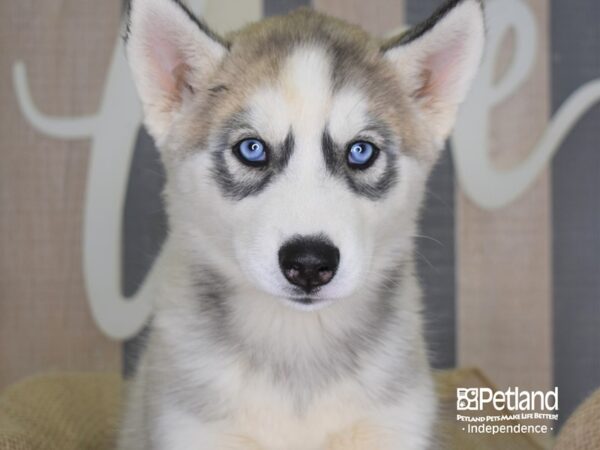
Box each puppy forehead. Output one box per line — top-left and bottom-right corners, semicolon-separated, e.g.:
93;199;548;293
329;87;369;143
246;46;370;141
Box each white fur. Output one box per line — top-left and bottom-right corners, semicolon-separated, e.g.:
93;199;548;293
232;47;370;306
120;1;485;449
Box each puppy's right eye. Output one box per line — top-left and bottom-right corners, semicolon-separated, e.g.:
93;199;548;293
233;138;268;167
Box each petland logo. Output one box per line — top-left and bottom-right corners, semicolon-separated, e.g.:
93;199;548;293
456;387;559;435
457;387;559;412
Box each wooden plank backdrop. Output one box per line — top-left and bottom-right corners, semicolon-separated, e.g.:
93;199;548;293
314;0;404;34
551;0;600;425
1;1;599;431
457;0;553;395
0;1;122;388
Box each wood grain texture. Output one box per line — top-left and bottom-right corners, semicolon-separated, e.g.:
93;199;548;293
0;1;121;389
551;0;600;426
264;0;308;17
457;0;552;395
205;0;263;35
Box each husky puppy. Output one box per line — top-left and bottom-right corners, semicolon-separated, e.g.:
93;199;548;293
119;0;484;448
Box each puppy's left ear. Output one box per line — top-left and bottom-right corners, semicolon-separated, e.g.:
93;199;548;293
126;0;228;144
383;0;485;143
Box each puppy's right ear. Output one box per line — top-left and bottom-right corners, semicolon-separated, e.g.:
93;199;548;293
383;0;484;144
126;0;228;143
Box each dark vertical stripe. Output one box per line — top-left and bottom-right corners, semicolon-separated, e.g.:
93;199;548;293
264;0;309;16
406;0;456;370
552;0;600;427
122;126;166;378
121;131;167;374
122;126;167;298
122;0;168;376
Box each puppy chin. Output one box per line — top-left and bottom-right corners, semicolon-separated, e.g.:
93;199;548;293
280;295;335;312
277;280;359;312
257;282;337;312
243;264;362;312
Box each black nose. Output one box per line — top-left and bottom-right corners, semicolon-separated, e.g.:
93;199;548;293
278;235;340;293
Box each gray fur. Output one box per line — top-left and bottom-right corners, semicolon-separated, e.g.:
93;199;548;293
190;260;416;417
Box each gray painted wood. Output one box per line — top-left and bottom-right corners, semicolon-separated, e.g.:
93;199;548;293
552;0;600;426
122;126;167;297
264;0;309;16
406;0;456;369
122;128;165;377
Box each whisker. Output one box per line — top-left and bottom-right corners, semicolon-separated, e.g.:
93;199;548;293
414;249;436;271
411;234;444;247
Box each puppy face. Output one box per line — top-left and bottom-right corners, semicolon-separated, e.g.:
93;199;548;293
126;0;484;310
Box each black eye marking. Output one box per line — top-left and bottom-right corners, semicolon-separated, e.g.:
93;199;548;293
211;118;295;200
208;84;229;94
322;130;340;174
276;132;295;171
321;126;398;200
212;149;274;200
344;163;398;201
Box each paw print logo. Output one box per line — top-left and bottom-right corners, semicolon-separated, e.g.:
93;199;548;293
457;388;479;411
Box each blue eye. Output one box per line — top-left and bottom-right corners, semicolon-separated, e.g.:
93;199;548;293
235;138;268;166
347;141;378;168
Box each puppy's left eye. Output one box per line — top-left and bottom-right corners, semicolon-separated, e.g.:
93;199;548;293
347;141;379;169
234;138;268;167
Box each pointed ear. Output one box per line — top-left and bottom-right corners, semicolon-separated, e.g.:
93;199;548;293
383;0;485;142
126;0;228;143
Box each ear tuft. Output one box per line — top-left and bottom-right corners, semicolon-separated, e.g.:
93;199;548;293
383;0;485;142
125;0;228;144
